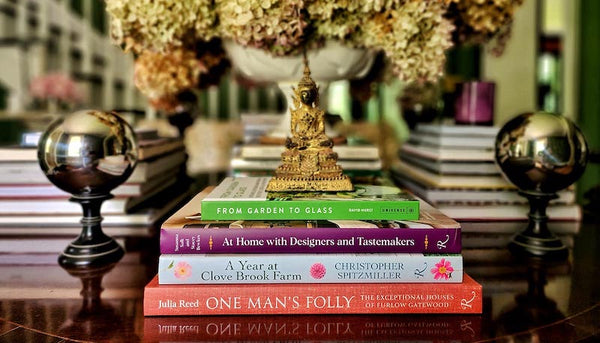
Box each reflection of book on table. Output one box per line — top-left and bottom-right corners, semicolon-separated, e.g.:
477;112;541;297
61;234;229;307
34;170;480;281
160;187;461;254
143;314;482;342
158;253;464;284
144;273;482;315
97;156;130;176
201;177;420;221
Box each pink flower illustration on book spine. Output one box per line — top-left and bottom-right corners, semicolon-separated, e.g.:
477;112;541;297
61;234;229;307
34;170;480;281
174;261;192;279
310;263;326;279
431;258;454;280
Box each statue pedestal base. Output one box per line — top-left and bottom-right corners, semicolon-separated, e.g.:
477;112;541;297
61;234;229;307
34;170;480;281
267;175;353;192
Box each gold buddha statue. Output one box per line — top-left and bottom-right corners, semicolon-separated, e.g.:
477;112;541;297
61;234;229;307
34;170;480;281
266;59;353;192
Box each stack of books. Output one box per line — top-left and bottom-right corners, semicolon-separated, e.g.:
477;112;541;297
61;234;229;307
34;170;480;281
230;143;382;178
391;123;581;273
232;113;383;177
144;176;482;316
0;131;189;255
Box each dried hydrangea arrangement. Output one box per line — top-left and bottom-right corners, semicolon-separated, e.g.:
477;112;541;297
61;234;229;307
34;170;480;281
106;0;217;53
448;0;525;55
133;43;228;112
106;0;524;108
217;0;309;56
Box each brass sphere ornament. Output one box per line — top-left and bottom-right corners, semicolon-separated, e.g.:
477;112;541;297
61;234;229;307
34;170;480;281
38;110;137;267
495;111;588;260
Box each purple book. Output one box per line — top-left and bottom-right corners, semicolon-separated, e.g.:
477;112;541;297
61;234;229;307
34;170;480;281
160;187;462;254
160;220;461;254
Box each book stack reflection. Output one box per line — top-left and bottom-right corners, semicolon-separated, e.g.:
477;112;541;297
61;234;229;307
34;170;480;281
144;314;482;342
143;176;482;315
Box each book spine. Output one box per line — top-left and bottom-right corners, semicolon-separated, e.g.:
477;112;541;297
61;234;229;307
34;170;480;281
158;253;463;284
200;200;420;221
160;227;461;254
144;275;481;315
143;314;482;341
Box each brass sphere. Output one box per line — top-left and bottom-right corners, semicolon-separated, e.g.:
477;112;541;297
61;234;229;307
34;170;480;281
38;110;138;196
495;112;588;195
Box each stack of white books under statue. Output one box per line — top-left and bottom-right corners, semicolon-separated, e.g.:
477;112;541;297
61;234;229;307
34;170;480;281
0;130;190;257
391;123;581;282
231;113;383;178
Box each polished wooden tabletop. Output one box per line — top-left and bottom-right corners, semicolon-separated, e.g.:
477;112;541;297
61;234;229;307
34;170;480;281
1;220;599;343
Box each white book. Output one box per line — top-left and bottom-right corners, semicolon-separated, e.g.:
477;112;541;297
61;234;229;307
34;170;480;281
0;225;154;237
0;191;189;227
158;253;463;284
127;150;186;182
397;177;574;205
238;144;380;160
0;237;126;254
436;203;581;221
400;154;500;175
400;143;495;162
0;198;129;214
392;161;513;189
0;146;37;162
415;124;499;137
0;167;178;198
409;131;495;149
231;158;382;171
0;151;185;184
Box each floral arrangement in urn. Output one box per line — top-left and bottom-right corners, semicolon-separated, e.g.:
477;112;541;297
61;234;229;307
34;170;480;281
105;0;524;111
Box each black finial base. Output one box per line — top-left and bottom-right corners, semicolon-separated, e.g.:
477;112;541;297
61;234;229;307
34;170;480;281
58;194;124;268
508;192;568;261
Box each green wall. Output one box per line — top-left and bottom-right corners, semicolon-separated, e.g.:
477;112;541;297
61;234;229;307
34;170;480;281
577;0;600;204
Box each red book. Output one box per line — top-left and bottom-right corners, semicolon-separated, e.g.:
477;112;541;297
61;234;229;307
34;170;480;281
143;314;482;342
143;273;482;315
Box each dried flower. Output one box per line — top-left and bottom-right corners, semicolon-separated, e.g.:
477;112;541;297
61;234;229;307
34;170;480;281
134;48;201;101
362;1;454;83
448;0;524;54
104;0;525;99
106;0;216;53
216;0;308;56
134;42;229;112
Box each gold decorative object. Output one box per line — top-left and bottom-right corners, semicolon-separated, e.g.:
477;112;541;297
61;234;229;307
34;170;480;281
266;57;353;192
